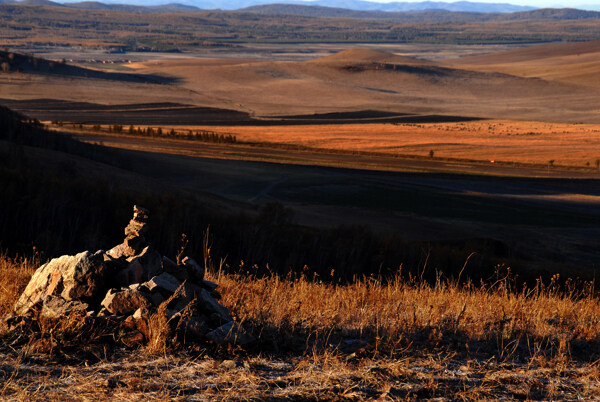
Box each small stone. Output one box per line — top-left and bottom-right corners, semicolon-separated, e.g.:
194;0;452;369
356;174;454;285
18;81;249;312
150;292;166;307
182;257;204;281
125;219;148;237
206;321;255;346
177;315;210;339
133;205;148;215
162;256;178;271
162;256;189;281
132;307;149;321
145;272;182;294
124;235;146;255
100;288;150;315
41;296;89;319
116;247;162;287
201;280;218;291
194;286;231;322
116;259;143;286
122;315;137;330
106;243;136;260
121;330;145;347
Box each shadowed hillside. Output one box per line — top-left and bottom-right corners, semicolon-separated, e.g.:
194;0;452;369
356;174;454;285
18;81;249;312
0;50;175;83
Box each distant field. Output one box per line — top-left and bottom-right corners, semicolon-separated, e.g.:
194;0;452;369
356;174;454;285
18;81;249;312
122;120;600;169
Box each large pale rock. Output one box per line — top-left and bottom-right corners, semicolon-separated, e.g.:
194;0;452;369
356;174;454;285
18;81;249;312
14;251;110;315
101;288;150;315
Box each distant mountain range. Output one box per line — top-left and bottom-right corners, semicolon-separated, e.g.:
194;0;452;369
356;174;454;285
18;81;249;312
0;0;538;13
240;5;600;21
1;0;599;15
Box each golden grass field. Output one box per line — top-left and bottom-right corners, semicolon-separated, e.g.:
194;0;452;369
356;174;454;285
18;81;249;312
152;120;600;168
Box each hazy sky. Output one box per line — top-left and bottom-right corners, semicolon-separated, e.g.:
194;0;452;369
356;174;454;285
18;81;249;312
371;0;571;6
355;0;599;10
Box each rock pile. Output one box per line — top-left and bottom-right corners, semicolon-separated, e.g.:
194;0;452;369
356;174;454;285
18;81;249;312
10;206;253;347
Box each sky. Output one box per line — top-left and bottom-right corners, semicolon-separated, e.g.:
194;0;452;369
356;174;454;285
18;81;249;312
371;0;579;6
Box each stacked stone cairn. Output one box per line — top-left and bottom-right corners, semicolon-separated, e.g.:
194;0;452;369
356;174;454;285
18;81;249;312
9;206;253;347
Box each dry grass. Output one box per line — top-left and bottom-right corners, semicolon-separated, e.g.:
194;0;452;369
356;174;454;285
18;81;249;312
2;255;600;399
0;253;38;317
213;268;600;356
164;120;600;168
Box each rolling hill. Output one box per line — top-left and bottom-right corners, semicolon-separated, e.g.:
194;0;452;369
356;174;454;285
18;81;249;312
123;47;600;122
447;40;600;88
240;4;600;21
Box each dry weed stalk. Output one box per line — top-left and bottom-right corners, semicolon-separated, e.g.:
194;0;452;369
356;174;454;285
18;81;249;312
144;284;185;355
